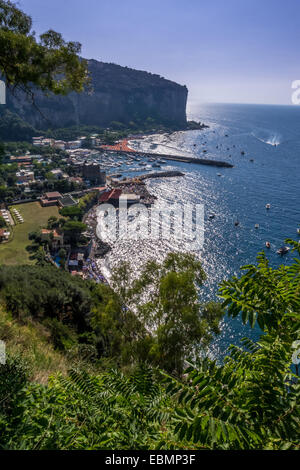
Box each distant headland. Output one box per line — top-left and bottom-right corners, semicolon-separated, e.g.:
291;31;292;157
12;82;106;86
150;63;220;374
4;59;193;133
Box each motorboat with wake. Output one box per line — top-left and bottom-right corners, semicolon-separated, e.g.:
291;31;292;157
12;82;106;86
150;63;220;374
277;246;290;256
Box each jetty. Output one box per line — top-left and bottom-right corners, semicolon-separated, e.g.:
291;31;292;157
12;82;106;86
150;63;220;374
138;170;184;180
98;148;234;168
108;170;184;184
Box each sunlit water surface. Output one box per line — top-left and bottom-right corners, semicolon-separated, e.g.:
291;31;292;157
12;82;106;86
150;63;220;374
97;103;300;358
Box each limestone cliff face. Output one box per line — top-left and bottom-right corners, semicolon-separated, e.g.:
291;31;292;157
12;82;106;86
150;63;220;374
6;60;188;129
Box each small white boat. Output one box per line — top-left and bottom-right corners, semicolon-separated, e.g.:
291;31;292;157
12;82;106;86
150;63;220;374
266;204;271;210
297;228;300;235
265;241;271;249
255;224;260;229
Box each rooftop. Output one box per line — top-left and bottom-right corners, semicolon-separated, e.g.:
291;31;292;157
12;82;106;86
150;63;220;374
99;188;122;203
58;195;78;208
44;192;62;199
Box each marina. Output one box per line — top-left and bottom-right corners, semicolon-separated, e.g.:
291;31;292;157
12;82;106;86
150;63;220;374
99;146;234;168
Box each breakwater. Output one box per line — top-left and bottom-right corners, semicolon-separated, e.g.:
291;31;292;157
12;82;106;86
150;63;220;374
139;170;184;180
100;148;234;168
108;170;184;183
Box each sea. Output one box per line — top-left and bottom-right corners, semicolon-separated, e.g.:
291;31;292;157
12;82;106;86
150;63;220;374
98;103;300;359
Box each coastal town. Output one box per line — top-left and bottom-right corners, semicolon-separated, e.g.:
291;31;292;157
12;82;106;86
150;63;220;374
0;131;189;282
0;119;241;285
1;0;300;453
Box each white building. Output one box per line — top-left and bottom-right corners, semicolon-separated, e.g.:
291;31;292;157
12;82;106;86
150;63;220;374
66;140;82;149
53;140;66;150
50;169;68;180
16;170;35;185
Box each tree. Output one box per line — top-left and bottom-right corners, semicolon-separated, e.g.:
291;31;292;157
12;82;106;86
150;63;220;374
33;246;46;266
0;215;6;227
163;241;300;450
110;121;126;130
58;248;67;269
0;365;170;450
111;253;224;375
59;206;82;220
62;220;87;244
6;173;16;186
0;185;8;201
47;216;58;229
0;243;299;449
0;1;89;100
0;264;93;328
58;217;66;228
0;141;4;164
90;282;147;365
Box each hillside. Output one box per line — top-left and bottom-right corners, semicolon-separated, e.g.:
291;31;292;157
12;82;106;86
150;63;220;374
5;59;188;131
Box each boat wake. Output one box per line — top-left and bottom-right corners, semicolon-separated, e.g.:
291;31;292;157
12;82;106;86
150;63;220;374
252;131;282;147
265;135;281;146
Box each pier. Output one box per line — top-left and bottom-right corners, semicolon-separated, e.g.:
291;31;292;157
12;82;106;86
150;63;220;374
98;147;234;168
108;170;184;183
138;170;184;180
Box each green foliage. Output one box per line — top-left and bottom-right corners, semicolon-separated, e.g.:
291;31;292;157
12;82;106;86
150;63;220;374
44;318;77;352
111;253;224;375
110;121;126;130
0;265;93;329
0;365;173;450
47;215;58;229
58;248;66;258
162;331;299;449
220;250;300;334
0;0;88;97
59;205;83;220
62;220;87;244
78;191;98;212
0;243;299;450
0;109;38;141
0;216;6;228
0;353;29;414
161;243;300;450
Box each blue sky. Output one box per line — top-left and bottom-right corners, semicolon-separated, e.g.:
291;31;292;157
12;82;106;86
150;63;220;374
20;0;300;106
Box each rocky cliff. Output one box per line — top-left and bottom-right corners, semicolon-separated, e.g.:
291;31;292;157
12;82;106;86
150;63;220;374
6;60;188;130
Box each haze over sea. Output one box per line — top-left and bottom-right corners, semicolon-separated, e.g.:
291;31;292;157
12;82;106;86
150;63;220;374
100;103;300;358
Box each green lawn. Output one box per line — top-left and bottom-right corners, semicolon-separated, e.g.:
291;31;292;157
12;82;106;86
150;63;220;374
0;202;59;265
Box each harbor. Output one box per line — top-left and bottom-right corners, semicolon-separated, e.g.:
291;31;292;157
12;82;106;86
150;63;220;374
99;146;234;168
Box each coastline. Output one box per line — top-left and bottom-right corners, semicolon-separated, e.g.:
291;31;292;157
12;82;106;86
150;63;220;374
85;169;187;283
